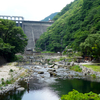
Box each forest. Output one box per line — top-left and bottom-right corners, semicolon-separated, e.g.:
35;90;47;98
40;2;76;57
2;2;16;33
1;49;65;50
35;0;100;58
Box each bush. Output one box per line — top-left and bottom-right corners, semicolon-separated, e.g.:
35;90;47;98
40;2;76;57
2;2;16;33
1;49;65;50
1;78;4;81
61;89;100;100
6;80;11;84
91;74;96;78
9;69;13;72
15;55;23;61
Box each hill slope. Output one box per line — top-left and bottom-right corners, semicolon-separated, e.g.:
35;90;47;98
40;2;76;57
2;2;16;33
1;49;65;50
41;12;58;21
36;0;100;52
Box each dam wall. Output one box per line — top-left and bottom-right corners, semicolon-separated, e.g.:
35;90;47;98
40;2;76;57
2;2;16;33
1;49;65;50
22;21;53;51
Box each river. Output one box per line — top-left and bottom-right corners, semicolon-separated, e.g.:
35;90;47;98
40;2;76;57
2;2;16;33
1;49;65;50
0;63;100;100
1;77;100;100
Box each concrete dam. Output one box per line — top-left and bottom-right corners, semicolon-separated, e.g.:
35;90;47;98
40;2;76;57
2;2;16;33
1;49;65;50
0;15;53;52
22;21;53;51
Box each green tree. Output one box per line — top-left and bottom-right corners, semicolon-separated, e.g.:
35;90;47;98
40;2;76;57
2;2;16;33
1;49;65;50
80;34;100;59
0;19;28;61
61;89;100;100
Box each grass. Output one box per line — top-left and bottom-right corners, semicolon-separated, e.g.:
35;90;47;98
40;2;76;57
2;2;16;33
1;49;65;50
59;57;66;61
70;65;82;72
82;64;100;72
41;51;55;53
7;63;12;65
26;61;30;64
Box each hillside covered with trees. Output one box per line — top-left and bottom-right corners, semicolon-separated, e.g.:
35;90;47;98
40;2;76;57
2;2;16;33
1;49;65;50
41;12;58;21
35;0;100;58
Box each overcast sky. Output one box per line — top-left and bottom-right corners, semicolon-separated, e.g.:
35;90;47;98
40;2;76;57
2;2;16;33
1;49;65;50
0;0;74;21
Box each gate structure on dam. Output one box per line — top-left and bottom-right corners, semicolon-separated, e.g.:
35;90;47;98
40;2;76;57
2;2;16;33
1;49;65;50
0;15;53;53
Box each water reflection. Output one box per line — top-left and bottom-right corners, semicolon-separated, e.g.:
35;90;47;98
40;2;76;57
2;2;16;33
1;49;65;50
1;78;100;100
50;78;100;96
22;87;60;100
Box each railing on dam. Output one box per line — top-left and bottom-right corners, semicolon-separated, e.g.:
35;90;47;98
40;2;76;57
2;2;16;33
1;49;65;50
0;15;24;27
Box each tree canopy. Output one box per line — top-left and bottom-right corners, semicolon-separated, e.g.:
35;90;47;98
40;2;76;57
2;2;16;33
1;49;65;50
0;19;28;61
80;34;100;59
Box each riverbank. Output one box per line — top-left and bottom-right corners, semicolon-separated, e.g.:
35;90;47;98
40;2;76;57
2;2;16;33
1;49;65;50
0;62;28;94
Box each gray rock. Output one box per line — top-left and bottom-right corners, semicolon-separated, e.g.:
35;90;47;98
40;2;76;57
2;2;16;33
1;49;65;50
17;87;25;91
54;65;59;69
38;71;44;74
59;61;64;64
48;65;54;68
49;72;57;77
70;61;74;66
68;74;73;79
66;62;70;66
64;67;67;69
45;63;48;66
47;69;56;72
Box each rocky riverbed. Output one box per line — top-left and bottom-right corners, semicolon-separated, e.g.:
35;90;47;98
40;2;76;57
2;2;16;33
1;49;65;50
0;55;100;95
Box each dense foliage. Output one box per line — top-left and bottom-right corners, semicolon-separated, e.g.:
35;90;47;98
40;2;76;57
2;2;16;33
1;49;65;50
41;12;58;21
61;89;100;100
80;34;100;59
0;19;28;61
35;0;100;57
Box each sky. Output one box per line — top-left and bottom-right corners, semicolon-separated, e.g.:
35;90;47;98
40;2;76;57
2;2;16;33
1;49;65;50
0;0;74;21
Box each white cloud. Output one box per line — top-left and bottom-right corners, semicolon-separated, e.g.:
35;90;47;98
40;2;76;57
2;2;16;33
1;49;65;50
0;0;74;21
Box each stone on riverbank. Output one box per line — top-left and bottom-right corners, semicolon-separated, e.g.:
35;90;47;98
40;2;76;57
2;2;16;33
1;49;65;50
54;65;59;69
38;71;44;74
47;69;56;72
17;87;25;91
49;72;57;77
70;61;74;66
48;65;54;68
